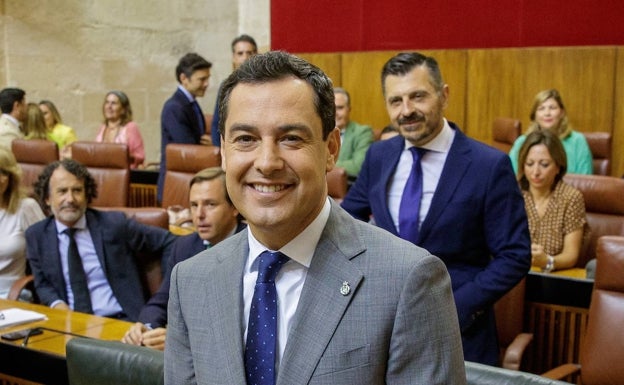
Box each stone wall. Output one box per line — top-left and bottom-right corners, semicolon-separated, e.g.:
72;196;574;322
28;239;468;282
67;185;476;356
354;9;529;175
0;0;270;163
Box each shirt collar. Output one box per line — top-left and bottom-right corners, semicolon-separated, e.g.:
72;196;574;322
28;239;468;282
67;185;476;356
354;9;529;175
55;213;87;234
247;197;331;269
1;113;20;127
177;85;195;103
404;118;455;153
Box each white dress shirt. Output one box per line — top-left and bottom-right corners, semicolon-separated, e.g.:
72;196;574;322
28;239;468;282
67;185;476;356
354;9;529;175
243;197;331;373
388;119;455;233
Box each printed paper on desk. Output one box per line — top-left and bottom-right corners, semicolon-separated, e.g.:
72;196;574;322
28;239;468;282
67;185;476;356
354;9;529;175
0;308;47;329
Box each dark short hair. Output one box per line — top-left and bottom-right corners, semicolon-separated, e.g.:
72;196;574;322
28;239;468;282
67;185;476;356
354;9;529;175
517;129;568;191
34;159;98;208
189;167;232;205
381;52;444;96
175;53;212;83
231;34;258;53
218;51;335;140
0;88;25;114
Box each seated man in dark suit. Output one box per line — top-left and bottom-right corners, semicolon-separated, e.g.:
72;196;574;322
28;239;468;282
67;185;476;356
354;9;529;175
26;159;176;321
122;167;245;350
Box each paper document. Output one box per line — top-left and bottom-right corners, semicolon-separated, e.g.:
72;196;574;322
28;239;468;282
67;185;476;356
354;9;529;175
0;308;47;329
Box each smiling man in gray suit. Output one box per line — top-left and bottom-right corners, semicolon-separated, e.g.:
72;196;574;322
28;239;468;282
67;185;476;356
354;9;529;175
164;51;466;385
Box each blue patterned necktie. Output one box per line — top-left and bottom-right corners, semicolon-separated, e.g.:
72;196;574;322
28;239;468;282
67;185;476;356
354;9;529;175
63;228;93;313
399;147;427;243
245;251;289;385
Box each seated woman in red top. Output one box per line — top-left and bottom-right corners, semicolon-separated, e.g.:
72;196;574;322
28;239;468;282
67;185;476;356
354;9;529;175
95;91;145;169
517;129;588;272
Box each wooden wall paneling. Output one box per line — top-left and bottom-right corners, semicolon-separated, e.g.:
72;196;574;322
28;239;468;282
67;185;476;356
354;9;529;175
340;50;467;132
466;48;526;145
466;47;616;159
340;51;399;131
613;47;624;177
296;53;342;89
516;47;616;137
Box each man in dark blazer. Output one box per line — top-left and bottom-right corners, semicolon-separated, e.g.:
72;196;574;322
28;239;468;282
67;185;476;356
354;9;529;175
158;52;213;203
164;51;465;384
122;167;245;350
26;159;176;321
341;52;531;365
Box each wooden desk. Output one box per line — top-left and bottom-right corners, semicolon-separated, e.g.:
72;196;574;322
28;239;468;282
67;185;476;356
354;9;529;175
0;299;132;385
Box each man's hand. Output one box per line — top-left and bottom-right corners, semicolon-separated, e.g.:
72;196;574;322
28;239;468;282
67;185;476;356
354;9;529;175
52;302;70;311
122;322;167;351
200;134;212;146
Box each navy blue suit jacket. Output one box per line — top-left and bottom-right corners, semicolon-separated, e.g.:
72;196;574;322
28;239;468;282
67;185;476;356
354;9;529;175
341;123;531;365
138;222;246;327
25;209;176;321
158;88;205;203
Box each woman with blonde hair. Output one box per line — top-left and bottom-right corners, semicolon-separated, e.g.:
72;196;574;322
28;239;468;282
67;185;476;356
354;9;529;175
39;100;77;158
0;147;44;298
95;90;145;169
24;103;49;140
509;89;593;175
517;129;587;272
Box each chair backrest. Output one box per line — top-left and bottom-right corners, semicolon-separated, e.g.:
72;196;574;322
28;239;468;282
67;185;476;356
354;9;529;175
581;131;612;176
494;278;532;370
11;139;59;197
96;206;169;296
327;167;348;203
563;174;624;267
66;338;164;385
71;141;130;207
492;117;521;153
162;143;221;209
580;236;624;385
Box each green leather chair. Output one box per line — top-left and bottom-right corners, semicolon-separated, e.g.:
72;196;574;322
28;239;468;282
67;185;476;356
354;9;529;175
66;338;164;385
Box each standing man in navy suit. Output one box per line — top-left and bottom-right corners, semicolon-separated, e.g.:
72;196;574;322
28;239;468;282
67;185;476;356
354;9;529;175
341;52;531;365
122;166;245;350
158;52;213;204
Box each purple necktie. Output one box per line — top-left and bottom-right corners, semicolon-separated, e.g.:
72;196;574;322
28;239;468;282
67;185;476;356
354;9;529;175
245;251;289;385
399;147;427;243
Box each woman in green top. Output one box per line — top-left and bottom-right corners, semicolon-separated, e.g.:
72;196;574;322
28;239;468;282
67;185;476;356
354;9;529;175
509;89;593;175
39;100;77;158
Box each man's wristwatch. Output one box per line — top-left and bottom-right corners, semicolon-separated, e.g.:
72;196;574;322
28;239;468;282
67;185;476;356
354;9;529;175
543;255;555;273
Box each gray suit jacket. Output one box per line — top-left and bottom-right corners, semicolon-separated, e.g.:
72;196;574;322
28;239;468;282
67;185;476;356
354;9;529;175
165;201;466;385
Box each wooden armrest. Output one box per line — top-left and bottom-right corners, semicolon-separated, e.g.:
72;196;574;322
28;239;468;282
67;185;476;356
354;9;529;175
502;332;533;370
7;275;35;301
542;363;581;380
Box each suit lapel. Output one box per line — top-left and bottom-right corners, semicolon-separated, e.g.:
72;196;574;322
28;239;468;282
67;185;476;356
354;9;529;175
85;210;108;274
45;219;68;301
208;231;249;382
278;203;364;385
419;128;472;243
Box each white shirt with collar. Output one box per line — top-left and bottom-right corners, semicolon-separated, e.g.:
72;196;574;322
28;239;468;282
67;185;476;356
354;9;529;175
243;197;331;372
52;214;123;316
177;84;196;103
388;118;455;233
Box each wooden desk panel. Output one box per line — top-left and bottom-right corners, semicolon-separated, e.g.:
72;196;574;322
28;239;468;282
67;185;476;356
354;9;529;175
0;299;133;385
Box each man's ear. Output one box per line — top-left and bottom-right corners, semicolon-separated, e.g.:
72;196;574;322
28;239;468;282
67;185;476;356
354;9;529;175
326;127;340;172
